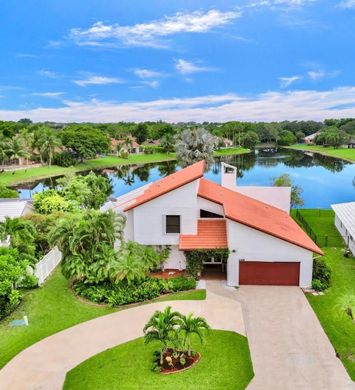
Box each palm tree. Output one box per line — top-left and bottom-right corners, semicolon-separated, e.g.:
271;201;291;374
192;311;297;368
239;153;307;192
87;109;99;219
179;313;210;356
34;126;62;166
5;137;30;165
175;128;217;168
143;306;181;365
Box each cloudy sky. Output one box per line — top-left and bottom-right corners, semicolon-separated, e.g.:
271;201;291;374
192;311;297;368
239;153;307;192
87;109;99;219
1;0;355;122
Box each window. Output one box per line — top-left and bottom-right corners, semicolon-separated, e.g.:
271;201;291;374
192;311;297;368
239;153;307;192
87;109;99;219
166;215;180;233
200;209;224;219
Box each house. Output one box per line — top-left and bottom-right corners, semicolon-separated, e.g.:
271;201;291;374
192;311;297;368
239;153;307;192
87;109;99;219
111;136;142;154
0;199;34;222
106;161;322;288
304;132;320;144
331;202;355;255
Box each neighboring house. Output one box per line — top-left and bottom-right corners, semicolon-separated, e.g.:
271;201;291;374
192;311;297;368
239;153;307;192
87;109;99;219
0;199;34;222
331;202;355;255
347;138;355;149
106;161;322;288
304;132;320;144
221;138;233;147
111;136;142;154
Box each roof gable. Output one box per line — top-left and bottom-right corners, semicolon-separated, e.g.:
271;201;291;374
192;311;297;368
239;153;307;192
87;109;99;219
124;160;205;211
198;178;323;255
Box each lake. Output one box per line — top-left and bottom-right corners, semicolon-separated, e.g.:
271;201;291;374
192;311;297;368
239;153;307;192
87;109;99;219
17;149;355;208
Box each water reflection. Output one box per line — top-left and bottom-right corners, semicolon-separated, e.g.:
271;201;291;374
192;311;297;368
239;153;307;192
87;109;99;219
16;149;354;208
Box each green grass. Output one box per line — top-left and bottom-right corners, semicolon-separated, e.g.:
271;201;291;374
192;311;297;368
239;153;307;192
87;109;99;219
154;289;207;302
63;330;254;390
0;148;250;187
0;269;206;369
307;248;355;380
286;144;355;162
292;209;344;247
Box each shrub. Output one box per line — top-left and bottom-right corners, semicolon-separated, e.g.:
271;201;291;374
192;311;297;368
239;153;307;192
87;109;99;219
53;151;78;167
312;257;331;291
74;275;196;306
0;185;19;198
33;190;78;214
185;249;229;279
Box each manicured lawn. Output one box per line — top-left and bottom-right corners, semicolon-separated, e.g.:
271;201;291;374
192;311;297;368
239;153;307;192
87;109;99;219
0;269;206;369
307;248;355;380
63;330;254;390
0;148;250;187
286;144;355;162
292;209;344;247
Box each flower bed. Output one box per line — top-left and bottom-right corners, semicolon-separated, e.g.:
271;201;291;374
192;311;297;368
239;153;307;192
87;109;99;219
159;349;201;374
74;276;196;307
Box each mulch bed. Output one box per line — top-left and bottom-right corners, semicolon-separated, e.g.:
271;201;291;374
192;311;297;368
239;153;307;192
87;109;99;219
160;349;201;374
151;269;186;279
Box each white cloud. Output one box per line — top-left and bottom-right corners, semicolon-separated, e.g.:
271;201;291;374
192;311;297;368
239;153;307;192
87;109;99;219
32;92;65;97
38;70;58;78
73;75;124;87
338;0;355;8
175;59;213;75
279;75;301;88
69;9;241;48
133;69;163;79
249;0;316;8
308;70;339;81
2;87;355;122
142;80;160;88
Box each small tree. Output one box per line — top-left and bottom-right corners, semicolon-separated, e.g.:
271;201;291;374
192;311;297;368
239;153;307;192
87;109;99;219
242;131;259;149
144;307;181;365
179;313;210;356
175;128;217;168
272;174;304;208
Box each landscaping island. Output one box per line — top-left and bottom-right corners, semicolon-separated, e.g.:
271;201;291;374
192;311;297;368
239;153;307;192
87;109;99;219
63;331;254;390
0;148;249;187
286;144;355;162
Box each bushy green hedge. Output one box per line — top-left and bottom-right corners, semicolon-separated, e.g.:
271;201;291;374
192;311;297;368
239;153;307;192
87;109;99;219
74;276;196;307
312;257;331;291
53;151;78;167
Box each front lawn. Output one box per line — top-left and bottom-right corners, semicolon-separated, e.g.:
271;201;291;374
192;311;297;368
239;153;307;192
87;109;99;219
63;330;254;390
0;268;206;369
307;248;355;380
286;144;355;162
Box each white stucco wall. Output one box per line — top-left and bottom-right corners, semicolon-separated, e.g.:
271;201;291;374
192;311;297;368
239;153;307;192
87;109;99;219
132;180;199;245
227;220;314;287
163;246;187;270
335;215;355;255
197;197;224;217
234;187;291;213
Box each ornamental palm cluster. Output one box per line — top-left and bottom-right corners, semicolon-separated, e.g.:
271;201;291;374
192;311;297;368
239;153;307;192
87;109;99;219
143;306;210;370
175;128;217;168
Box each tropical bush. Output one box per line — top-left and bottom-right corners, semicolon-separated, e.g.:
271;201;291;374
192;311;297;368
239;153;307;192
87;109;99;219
33;189;78;214
59;171;112;209
0;247;34;319
53;151;78;167
0;217;37;263
0;185;19;198
185;249;229;279
74;276;196;306
144;306;209;372
312;257;332;291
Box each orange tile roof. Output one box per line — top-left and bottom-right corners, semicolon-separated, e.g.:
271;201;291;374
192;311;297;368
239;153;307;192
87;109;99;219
124;160;205;211
198;178;323;255
180;219;228;250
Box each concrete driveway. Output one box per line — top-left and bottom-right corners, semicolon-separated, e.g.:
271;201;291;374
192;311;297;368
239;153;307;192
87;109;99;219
0;282;245;390
237;286;354;390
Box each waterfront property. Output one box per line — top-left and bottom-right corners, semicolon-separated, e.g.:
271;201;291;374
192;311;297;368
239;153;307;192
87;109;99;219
105;160;322;288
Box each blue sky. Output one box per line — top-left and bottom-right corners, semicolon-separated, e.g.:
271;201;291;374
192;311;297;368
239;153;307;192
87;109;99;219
1;0;355;122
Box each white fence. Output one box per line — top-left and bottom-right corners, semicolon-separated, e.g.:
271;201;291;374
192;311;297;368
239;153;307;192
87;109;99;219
34;247;62;285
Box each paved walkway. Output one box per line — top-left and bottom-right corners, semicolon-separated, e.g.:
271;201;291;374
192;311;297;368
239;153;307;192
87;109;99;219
237;286;354;390
0;281;244;390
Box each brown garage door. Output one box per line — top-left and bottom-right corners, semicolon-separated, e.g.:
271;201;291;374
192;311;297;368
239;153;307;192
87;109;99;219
239;261;300;286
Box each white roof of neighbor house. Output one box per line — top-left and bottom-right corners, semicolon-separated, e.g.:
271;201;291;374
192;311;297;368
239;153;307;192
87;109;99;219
331;202;355;239
0;200;33;222
304;131;320;141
